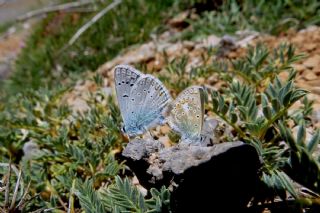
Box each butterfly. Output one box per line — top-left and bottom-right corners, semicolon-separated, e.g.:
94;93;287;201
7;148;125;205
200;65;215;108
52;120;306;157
114;65;172;138
167;86;205;144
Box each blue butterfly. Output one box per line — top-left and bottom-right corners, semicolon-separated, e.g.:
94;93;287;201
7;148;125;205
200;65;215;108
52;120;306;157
114;65;172;138
167;86;205;144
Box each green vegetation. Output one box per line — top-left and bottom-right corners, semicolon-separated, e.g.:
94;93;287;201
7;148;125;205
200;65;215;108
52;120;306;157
181;0;320;39
1;0;320;212
4;0;182;94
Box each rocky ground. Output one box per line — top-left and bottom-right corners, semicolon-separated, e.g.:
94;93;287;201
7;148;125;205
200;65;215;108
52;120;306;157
0;23;32;80
64;23;320;142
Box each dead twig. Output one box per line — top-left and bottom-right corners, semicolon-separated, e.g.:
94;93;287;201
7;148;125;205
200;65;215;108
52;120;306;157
0;163;24;197
17;0;94;21
4;162;11;207
9;169;22;210
63;0;122;50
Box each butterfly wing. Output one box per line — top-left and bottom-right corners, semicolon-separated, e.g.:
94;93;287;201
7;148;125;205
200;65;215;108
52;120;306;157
114;65;143;126
168;86;205;142
125;74;172;136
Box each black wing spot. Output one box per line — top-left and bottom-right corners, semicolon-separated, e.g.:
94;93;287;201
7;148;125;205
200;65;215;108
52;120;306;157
118;83;121;85
131;111;134;114
148;91;150;93
131;98;134;101
123;95;129;97
130;84;134;86
126;82;129;84
122;81;125;83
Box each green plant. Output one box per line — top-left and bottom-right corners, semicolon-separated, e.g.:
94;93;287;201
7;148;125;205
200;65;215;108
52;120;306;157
159;55;192;94
3;0;182;95
180;0;320;40
0;79;127;210
200;44;320;207
100;176;170;213
0;163;43;212
74;176;170;213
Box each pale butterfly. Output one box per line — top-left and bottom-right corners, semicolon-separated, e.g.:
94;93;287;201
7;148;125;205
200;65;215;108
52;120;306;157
114;65;172;138
167;86;205;144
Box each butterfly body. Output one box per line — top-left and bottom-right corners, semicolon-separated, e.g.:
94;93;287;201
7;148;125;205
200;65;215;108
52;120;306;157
168;86;205;143
114;65;172;138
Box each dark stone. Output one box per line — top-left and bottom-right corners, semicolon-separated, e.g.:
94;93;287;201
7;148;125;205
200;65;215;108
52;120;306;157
122;140;261;212
170;143;261;213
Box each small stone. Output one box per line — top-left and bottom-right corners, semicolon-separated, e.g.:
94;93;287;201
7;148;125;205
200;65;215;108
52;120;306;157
168;11;189;29
160;125;171;135
312;108;320;124
303;55;320;69
23;141;40;159
147;164;163;180
163;43;184;58
303;71;318;81
314;122;320;129
279;71;289;80
182;40;195;50
236;33;259;47
208;75;217;84
314;69;320;75
197;77;205;84
304;43;317;51
0;63;10;80
291;34;305;44
304;79;320;87
69;98;90;114
122;138;164;160
203;34;221;48
293;64;305;72
102;87;112;96
158;135;171;148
